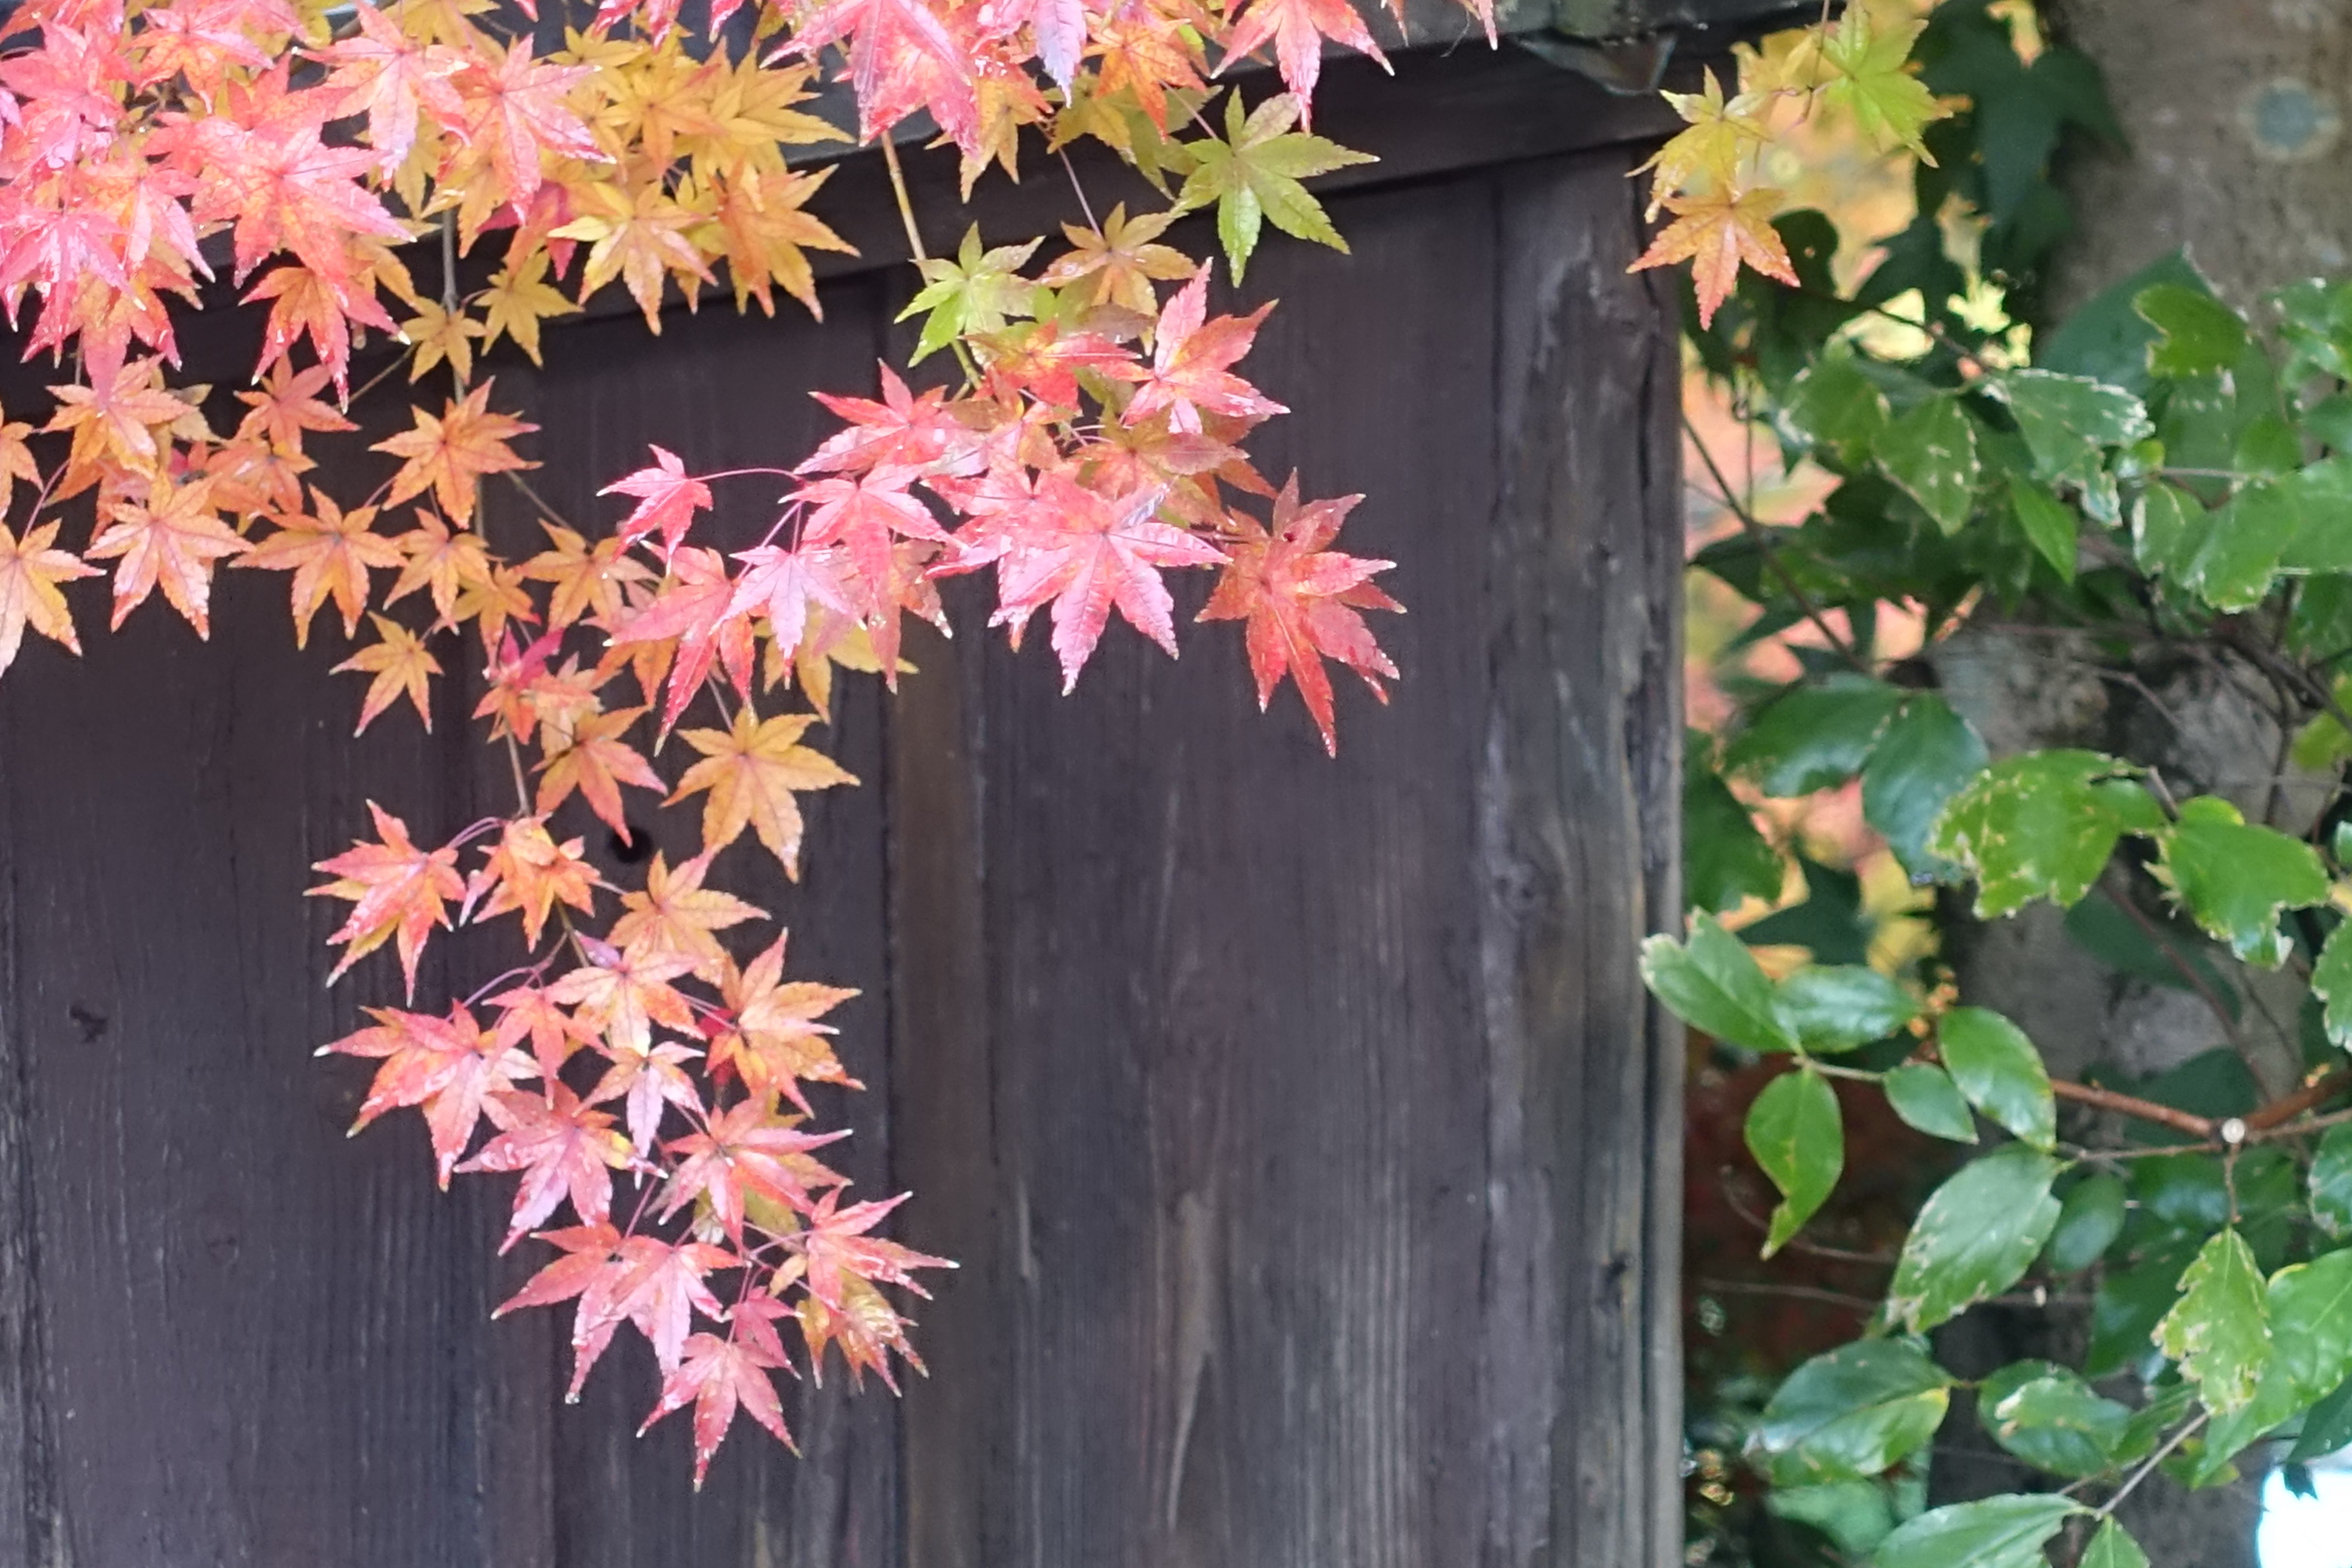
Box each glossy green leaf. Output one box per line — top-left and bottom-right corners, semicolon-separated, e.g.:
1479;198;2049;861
2045;1172;2126;1272
1746;1068;1844;1257
2310;924;2352;1050
2315;1126;2352;1240
1776;966;1920;1054
1883;1063;1977;1142
1686;743;1783;915
2205;1246;2352;1467
1862;695;1988;884
2138;283;2247;378
1938;1007;2057;1151
1878;395;1980;534
1873;1494;2082;1568
2289;1374;2352;1462
1724;677;1904;798
2079;1518;2151;1568
1641;914;1799;1053
1888;1145;2064;1332
1785;352;1891;467
1929;750;2165;917
2005;475;2077;581
1749;1339;1953;1486
2155;1228;2270;1418
2132;480;2201;574
1978;1360;2132;1478
2151;796;2331;968
2176;478;2299;610
1990;368;2153;493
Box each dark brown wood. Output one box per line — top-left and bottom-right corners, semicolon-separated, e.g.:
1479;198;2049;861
0;41;1683;1568
884;147;1683;1568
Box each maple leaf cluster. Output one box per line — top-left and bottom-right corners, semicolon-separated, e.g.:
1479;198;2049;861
0;0;1446;1484
1629;8;1951;326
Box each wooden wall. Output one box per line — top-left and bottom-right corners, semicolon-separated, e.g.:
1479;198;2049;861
0;46;1684;1567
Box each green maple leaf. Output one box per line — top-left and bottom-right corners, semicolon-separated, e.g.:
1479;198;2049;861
1818;9;1946;162
1175;91;1376;284
896;225;1044;363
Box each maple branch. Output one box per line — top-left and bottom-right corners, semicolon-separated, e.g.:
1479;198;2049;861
1682;414;1873;677
879;134;930;265
1057;147;1102;235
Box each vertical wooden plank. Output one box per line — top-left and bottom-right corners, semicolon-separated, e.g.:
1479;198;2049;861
888;145;1682;1567
1481;149;1684;1568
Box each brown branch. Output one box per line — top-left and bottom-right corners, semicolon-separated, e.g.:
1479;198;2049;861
2048;1079;2214;1139
2245;1067;2352;1132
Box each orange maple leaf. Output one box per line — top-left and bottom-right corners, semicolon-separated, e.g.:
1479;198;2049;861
309;800;464;998
235;491;402;647
372;380;538;525
86;475;250;636
537;704;665;833
464;815;604;948
609;850;768;980
1629;184;1797;329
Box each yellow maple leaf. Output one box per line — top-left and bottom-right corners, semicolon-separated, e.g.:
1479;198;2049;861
667;706;858;877
477;252;578;366
1630;184;1798;328
0;520;98;677
1639;69;1773;216
554;180;716;334
398;299;488;385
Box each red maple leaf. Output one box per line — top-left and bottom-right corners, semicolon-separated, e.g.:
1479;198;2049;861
727;541;855;659
1217;0;1386;120
1197;476;1401;754
984;474;1225;689
788;467;949;629
1110;265;1286;435
659;1098;849;1240
322;1003;534;1185
599;444;712;558
605;546;754;735
780;0;980;152
307;800;463;997
310;0;465;173
800;363;987;479
638;1316;796;1488
459;1083;634;1250
448;39;603;212
787;1188;951;1311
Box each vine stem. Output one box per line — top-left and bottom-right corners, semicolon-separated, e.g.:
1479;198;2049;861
1682;413;1873;677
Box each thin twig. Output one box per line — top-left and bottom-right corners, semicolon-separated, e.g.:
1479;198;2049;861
2098;1410;2209;1519
1720;1182;1899;1265
2105;891;2247;1055
1693;1278;1877;1311
1683;414;1873;677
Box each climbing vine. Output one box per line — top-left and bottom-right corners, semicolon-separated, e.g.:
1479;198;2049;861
1646;3;2352;1564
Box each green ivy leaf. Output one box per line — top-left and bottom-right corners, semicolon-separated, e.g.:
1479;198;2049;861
1878;395;1980;534
1175;91;1375;284
1978;1360;2132;1478
2138;283;2248;378
2045;1172;2127;1272
1686;740;1783;915
1873;1494;2082;1568
2176;478;2300;610
1938;1006;2057;1151
1784;352;1891;468
1883;1063;1978;1142
2150;796;2330;968
2309;1124;2352;1239
1750;1339;1953;1486
2309;924;2352;1050
1929;751;2164;917
1888;1145;2064;1332
1988;368;2153;494
1862;694;1988;884
896;227;1044;363
2155;1228;2271;1418
2079;1518;2151;1568
2004;474;2078;582
1641;914;1800;1053
2132;480;2201;575
2204;1246;2352;1469
1746;1067;1844;1257
1776;966;1920;1054
1725;677;1904;798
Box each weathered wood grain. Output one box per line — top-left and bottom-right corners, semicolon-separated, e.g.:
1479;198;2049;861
0;45;1682;1568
